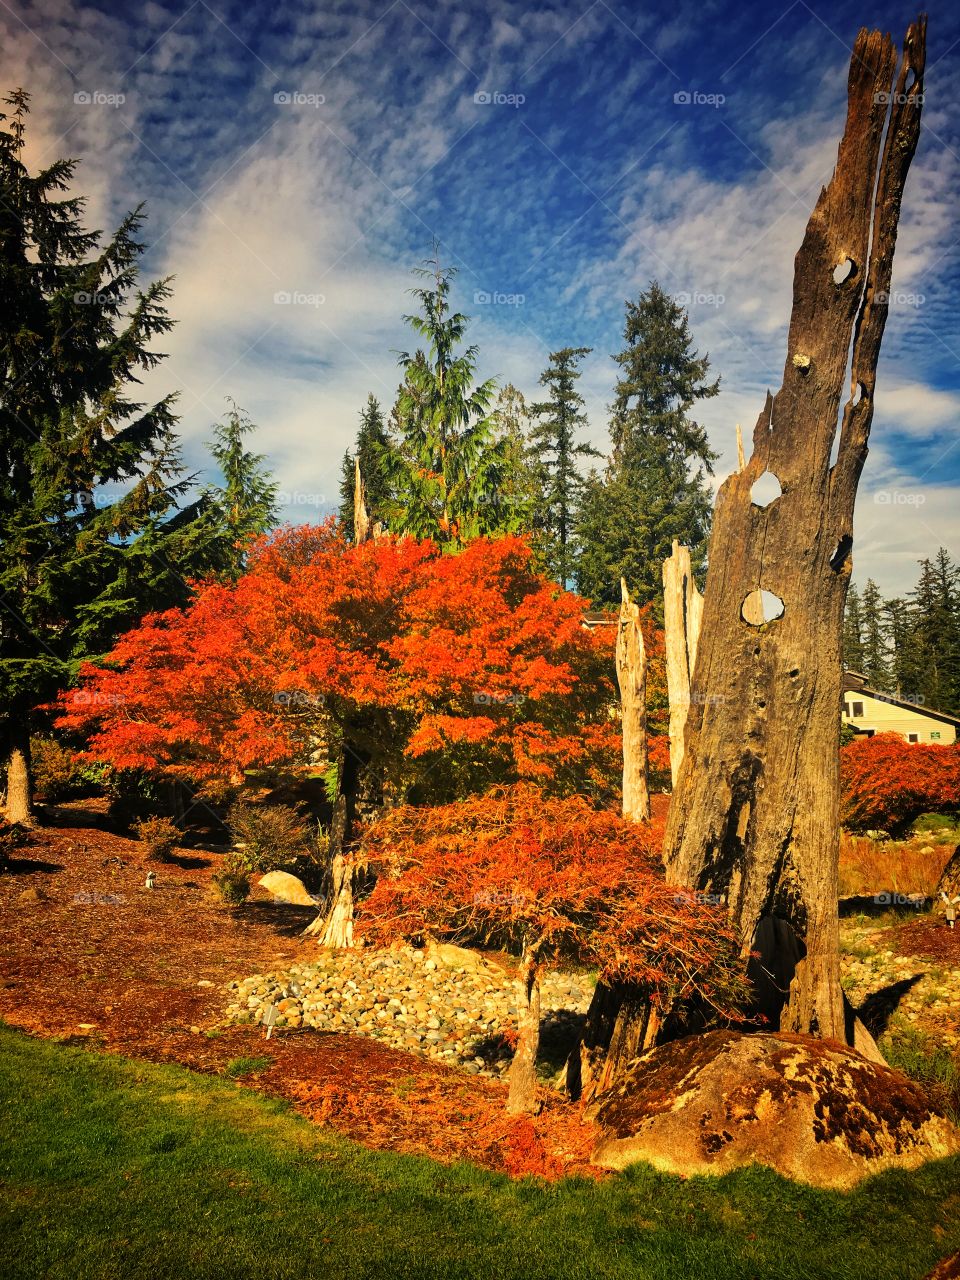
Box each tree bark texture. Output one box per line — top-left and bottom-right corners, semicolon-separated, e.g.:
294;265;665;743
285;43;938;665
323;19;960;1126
4;724;33;825
662;21;925;1051
616;579;650;822
662;541;703;785
507;948;542;1115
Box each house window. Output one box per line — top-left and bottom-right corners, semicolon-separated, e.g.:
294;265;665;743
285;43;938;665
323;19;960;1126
907;733;918;743
931;731;941;741
850;701;864;718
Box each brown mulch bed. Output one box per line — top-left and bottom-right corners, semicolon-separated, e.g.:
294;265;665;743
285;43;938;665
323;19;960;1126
880;916;960;965
0;806;601;1180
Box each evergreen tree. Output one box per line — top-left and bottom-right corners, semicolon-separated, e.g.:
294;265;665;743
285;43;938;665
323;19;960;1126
527;347;598;586
905;551;960;713
842;584;866;671
859;579;891;690
883;596;913;697
0;90;208;820
489;383;538;537
574;283;719;608
204;399;278;578
338;394;392;538
379;250;519;548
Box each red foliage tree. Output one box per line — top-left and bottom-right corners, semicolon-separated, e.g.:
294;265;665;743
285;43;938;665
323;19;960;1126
358;786;748;1114
57;526;622;823
841;732;960;832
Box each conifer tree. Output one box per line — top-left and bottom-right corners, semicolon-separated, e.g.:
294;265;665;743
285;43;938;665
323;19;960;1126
0;90;205;820
527;347;598;586
575;284;718;609
859;578;891;690
338;394;392;537
842;583;866;671
379;249;517;548
204;400;278;578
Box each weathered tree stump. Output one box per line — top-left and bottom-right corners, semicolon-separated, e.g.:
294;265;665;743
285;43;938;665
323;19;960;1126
617;579;650;822
580;19;927;1090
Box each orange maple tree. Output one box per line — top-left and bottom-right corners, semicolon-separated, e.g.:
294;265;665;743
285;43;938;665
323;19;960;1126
58;526;643;827
841;732;960;832
358;785;748;1114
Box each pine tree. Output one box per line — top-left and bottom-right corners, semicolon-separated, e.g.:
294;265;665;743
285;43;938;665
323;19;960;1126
859;579;890;690
339;394;392;538
379;249;518;548
489;384;538;537
527;347;598;586
204;399;279;578
842;584;866;671
0;90;204;820
574;283;719;609
883;596;913;697
904;551;960;713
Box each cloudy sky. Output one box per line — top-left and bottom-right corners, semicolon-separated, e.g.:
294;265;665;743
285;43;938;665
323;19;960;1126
3;0;958;595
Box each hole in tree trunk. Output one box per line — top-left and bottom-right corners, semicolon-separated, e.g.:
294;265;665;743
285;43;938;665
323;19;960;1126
747;915;807;1028
829;534;853;571
750;471;782;508
740;590;784;625
832;256;856;285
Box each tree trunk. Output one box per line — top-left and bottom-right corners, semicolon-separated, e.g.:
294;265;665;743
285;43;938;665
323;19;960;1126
580;21;925;1091
661;23;924;1054
506;947;542;1115
304;742;365;944
354;458;370;545
663;541;704;785
5;723;33;826
616;578;649;822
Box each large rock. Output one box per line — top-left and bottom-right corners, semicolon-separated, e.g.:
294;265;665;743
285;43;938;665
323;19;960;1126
257;871;317;907
590;1029;960;1189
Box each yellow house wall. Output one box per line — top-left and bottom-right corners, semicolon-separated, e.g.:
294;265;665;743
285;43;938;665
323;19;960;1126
842;693;957;744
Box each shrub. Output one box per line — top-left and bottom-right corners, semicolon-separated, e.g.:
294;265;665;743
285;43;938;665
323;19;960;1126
213;861;251;905
225;802;318;877
840;733;960;832
0;819;29;872
881;1018;960;1123
134;815;180;862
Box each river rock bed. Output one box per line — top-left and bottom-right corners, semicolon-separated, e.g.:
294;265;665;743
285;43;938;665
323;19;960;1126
224;945;595;1081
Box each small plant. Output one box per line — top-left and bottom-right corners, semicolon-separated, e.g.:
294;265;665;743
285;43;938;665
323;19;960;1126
881;1017;960;1123
225;801;318;877
0;818;29;872
213;860;251;905
134;815;180;862
224;1056;272;1079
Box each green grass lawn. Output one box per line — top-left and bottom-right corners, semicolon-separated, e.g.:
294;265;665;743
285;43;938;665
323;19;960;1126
1;1026;959;1280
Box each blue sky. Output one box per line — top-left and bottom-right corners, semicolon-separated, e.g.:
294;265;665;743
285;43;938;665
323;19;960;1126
3;0;959;594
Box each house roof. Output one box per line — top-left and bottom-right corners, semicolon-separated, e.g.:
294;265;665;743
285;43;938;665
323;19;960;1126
842;674;960;728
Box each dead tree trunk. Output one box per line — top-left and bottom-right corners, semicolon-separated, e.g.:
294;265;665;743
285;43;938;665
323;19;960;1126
353;458;370;545
578;19;926;1090
4;723;33;826
617;579;650;822
662;542;703;785
506;945;542;1115
661;22;925;1057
